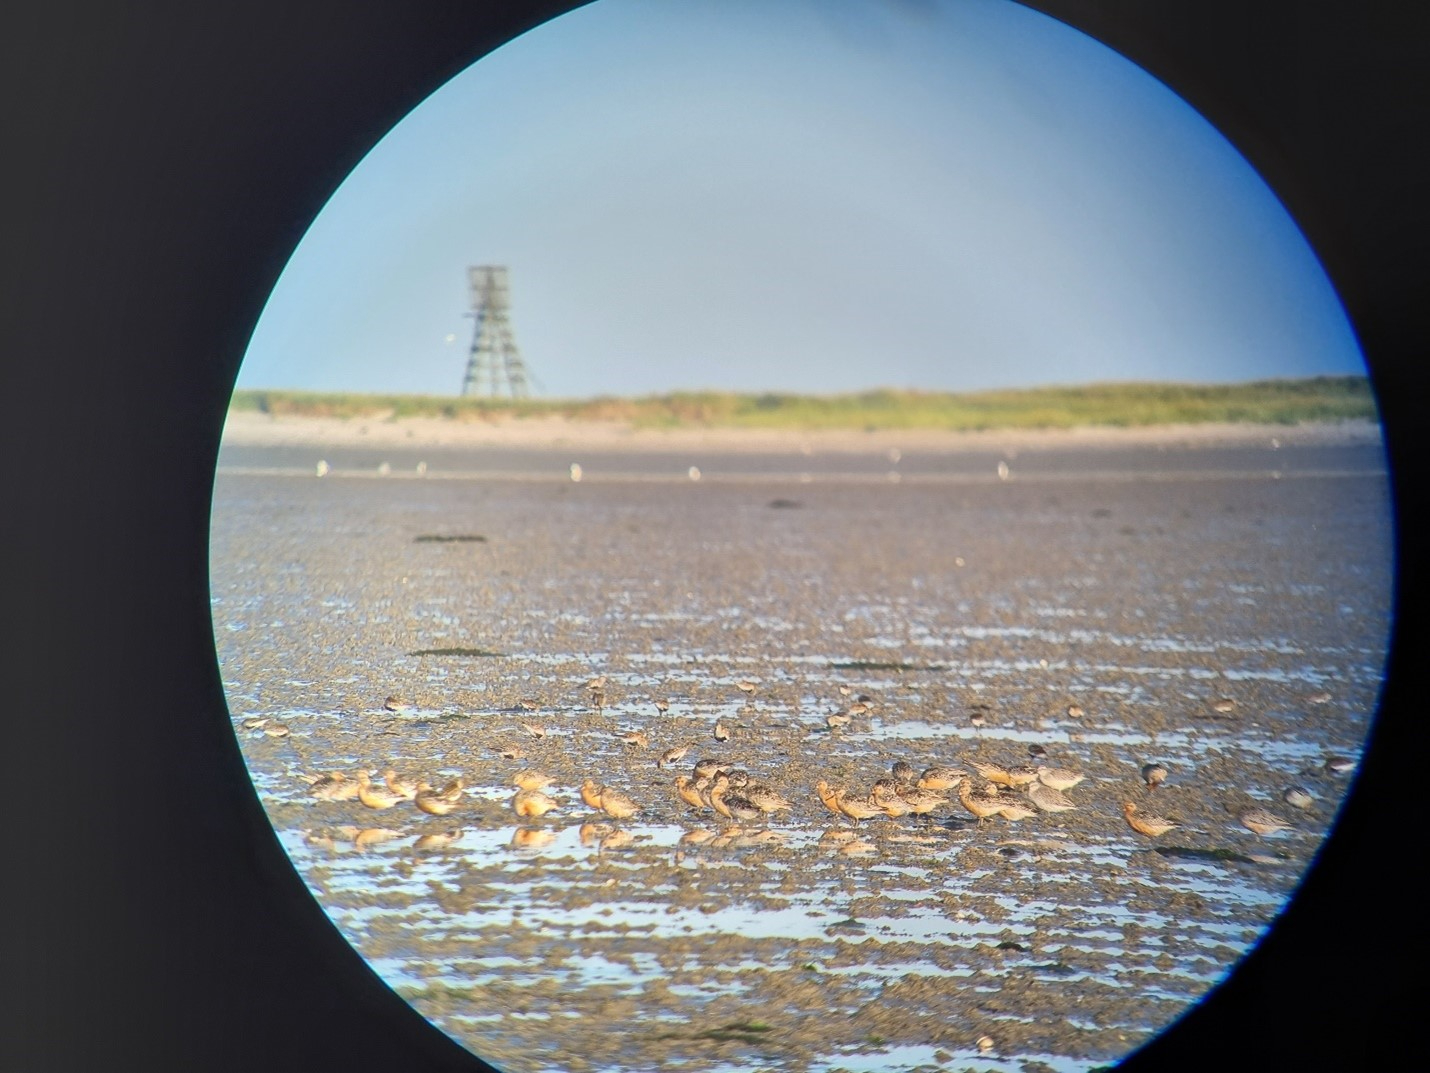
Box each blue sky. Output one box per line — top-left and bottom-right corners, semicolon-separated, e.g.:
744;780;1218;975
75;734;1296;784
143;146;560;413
236;0;1366;398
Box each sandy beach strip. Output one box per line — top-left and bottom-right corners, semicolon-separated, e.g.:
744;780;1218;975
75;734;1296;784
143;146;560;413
220;410;1383;454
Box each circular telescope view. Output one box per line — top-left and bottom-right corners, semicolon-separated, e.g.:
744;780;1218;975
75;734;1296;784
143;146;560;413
210;2;1392;1070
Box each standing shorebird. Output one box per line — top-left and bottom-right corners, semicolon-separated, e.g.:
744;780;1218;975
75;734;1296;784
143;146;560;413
1141;763;1169;791
654;698;671;717
383;695;412;713
355;770;406;810
1027;782;1077;813
997;799;1037;822
622;730;650;750
825;711;851;731
958;781;1006;823
1283;786;1315;810
890;761;917;786
917;766;964;792
673;775;708;812
584;674;608;693
414;781;463;816
1239;807;1293;837
735;679;758;706
834;788;886;826
579;778;607;809
302;771;362;802
382;769;421;800
513;769;556;791
1065;702;1085;719
1211;697;1237;714
713;719;731;742
1036;766;1085;792
598;788;641;821
814;780;846;819
1122;801;1180;837
511;788;560;819
657;744;690;769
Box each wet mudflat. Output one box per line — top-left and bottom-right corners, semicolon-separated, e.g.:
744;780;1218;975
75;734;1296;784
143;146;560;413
211;440;1392;1073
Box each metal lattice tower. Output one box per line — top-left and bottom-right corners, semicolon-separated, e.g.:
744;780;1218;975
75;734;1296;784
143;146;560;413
461;266;530;397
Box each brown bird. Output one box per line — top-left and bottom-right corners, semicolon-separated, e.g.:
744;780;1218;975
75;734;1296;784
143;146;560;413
890;760;917;786
1065;703;1085;719
622;730;650;750
1122;801;1180;837
598;787;641;821
513;769;556;791
825;711;851;731
713;720;731;742
414;782;462;816
579;778;606;809
382;769;421;800
735;679;758;697
654;698;671;716
511;788;560;819
814;780;846;818
834;788;885;825
673;775;708;811
917;766;964;792
300;772;361;802
355;770;406;810
692;758;727;782
958;781;1006;822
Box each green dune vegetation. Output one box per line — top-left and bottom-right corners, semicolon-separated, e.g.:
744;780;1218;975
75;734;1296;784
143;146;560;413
229;375;1377;433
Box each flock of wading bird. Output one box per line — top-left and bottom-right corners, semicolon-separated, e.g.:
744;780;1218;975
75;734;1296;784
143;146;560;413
285;676;1354;851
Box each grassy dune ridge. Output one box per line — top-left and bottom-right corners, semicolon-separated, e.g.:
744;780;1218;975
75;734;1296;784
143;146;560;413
229;376;1377;432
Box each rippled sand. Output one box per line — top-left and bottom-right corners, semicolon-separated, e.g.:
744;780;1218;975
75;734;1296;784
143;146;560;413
212;436;1391;1072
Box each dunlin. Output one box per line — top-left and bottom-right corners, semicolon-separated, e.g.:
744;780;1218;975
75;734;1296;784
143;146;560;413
1122;801;1180;837
1283;786;1315;810
658;745;690;769
1141;763;1169;791
1239;807;1292;837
